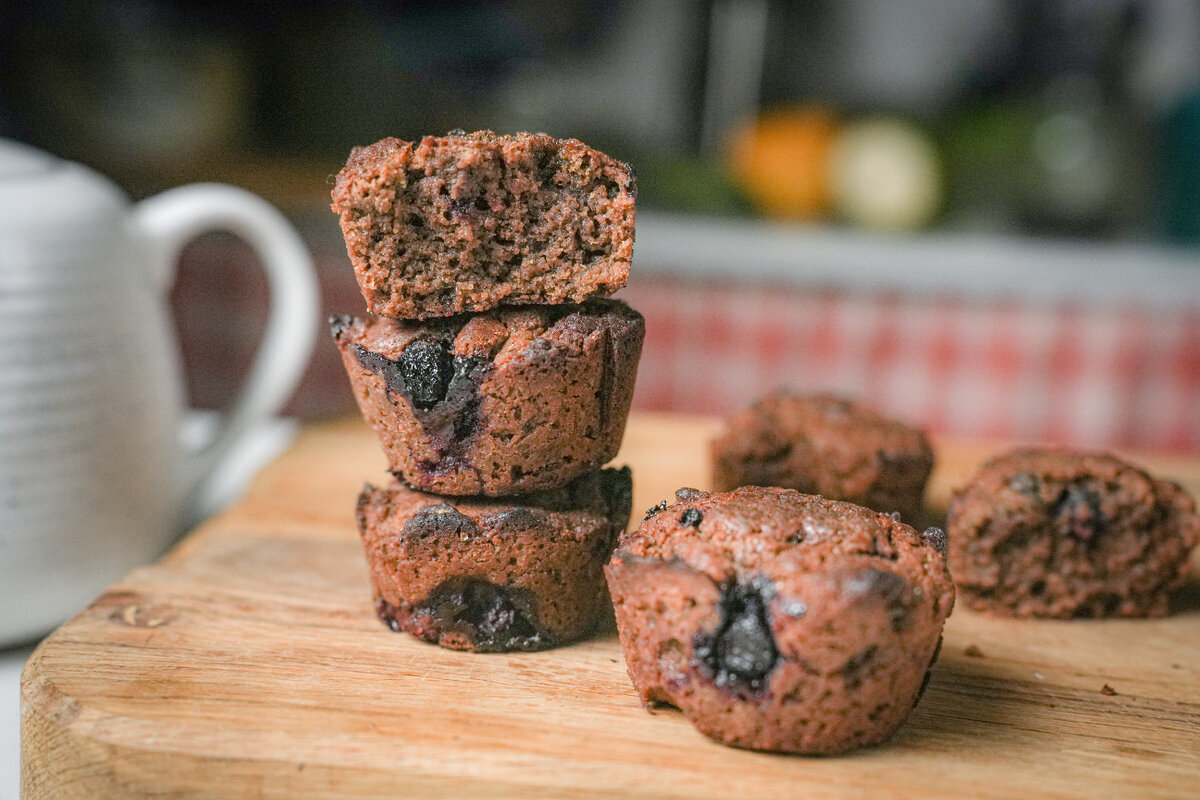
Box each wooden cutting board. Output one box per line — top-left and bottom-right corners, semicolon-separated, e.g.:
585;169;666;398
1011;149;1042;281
21;412;1200;799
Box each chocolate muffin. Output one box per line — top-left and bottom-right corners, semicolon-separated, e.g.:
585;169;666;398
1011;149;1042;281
358;467;632;652
331;300;644;496
332;130;637;319
947;448;1200;618
711;391;933;522
606;486;954;755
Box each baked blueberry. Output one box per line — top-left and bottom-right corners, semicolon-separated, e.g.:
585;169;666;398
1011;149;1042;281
693;577;778;693
921;526;948;556
643;500;668;521
396;338;454;409
380;578;549;652
1051;483;1105;544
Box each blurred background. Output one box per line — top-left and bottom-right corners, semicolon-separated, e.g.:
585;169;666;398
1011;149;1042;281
2;0;1198;452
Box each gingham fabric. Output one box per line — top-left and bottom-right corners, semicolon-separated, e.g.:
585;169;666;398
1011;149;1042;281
620;276;1200;454
171;233;1199;453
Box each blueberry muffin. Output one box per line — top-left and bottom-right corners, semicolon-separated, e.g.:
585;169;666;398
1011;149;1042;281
332;130;637;319
357;467;632;652
711;391;933;522
947;448;1200;618
331;300;644;496
606;486;954;755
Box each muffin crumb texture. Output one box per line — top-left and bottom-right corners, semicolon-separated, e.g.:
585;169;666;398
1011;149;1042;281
332;130;637;319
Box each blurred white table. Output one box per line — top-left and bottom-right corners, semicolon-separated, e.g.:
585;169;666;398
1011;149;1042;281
0;646;32;800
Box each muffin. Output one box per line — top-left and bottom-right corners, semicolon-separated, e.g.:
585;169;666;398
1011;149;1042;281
331;300;644;496
947;448;1200;618
711;391;933;521
358;467;632;652
606;486;954;754
331;130;637;319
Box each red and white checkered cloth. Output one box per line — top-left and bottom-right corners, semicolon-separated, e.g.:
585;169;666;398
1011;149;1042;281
173;232;1199;453
621;277;1200;454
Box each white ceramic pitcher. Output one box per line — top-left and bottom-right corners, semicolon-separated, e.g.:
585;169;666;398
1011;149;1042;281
0;139;319;644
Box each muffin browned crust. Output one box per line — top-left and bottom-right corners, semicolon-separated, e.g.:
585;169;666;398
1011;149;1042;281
947;448;1200;618
357;467;632;652
331;300;643;496
606;486;954;755
711;391;933;522
332;130;636;319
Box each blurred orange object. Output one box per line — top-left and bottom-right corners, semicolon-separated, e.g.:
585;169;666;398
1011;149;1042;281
724;106;838;220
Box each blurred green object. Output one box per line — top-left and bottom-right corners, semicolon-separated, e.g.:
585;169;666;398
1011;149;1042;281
635;156;752;217
944;101;1031;233
947;89;1142;239
1162;90;1200;245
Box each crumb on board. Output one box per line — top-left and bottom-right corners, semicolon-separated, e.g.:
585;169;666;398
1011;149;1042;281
1101;684;1118;696
964;645;985;658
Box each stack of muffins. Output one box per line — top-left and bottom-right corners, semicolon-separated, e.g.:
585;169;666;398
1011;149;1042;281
328;131;644;652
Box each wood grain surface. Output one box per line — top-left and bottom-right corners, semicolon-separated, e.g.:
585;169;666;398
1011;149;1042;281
21;412;1200;799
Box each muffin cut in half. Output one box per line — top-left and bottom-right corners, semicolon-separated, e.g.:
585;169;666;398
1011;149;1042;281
332;130;637;319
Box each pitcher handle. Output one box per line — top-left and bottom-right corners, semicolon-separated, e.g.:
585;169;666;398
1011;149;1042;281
132;184;319;526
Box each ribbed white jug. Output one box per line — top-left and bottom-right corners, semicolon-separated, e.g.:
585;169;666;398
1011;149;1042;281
0;139;318;644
